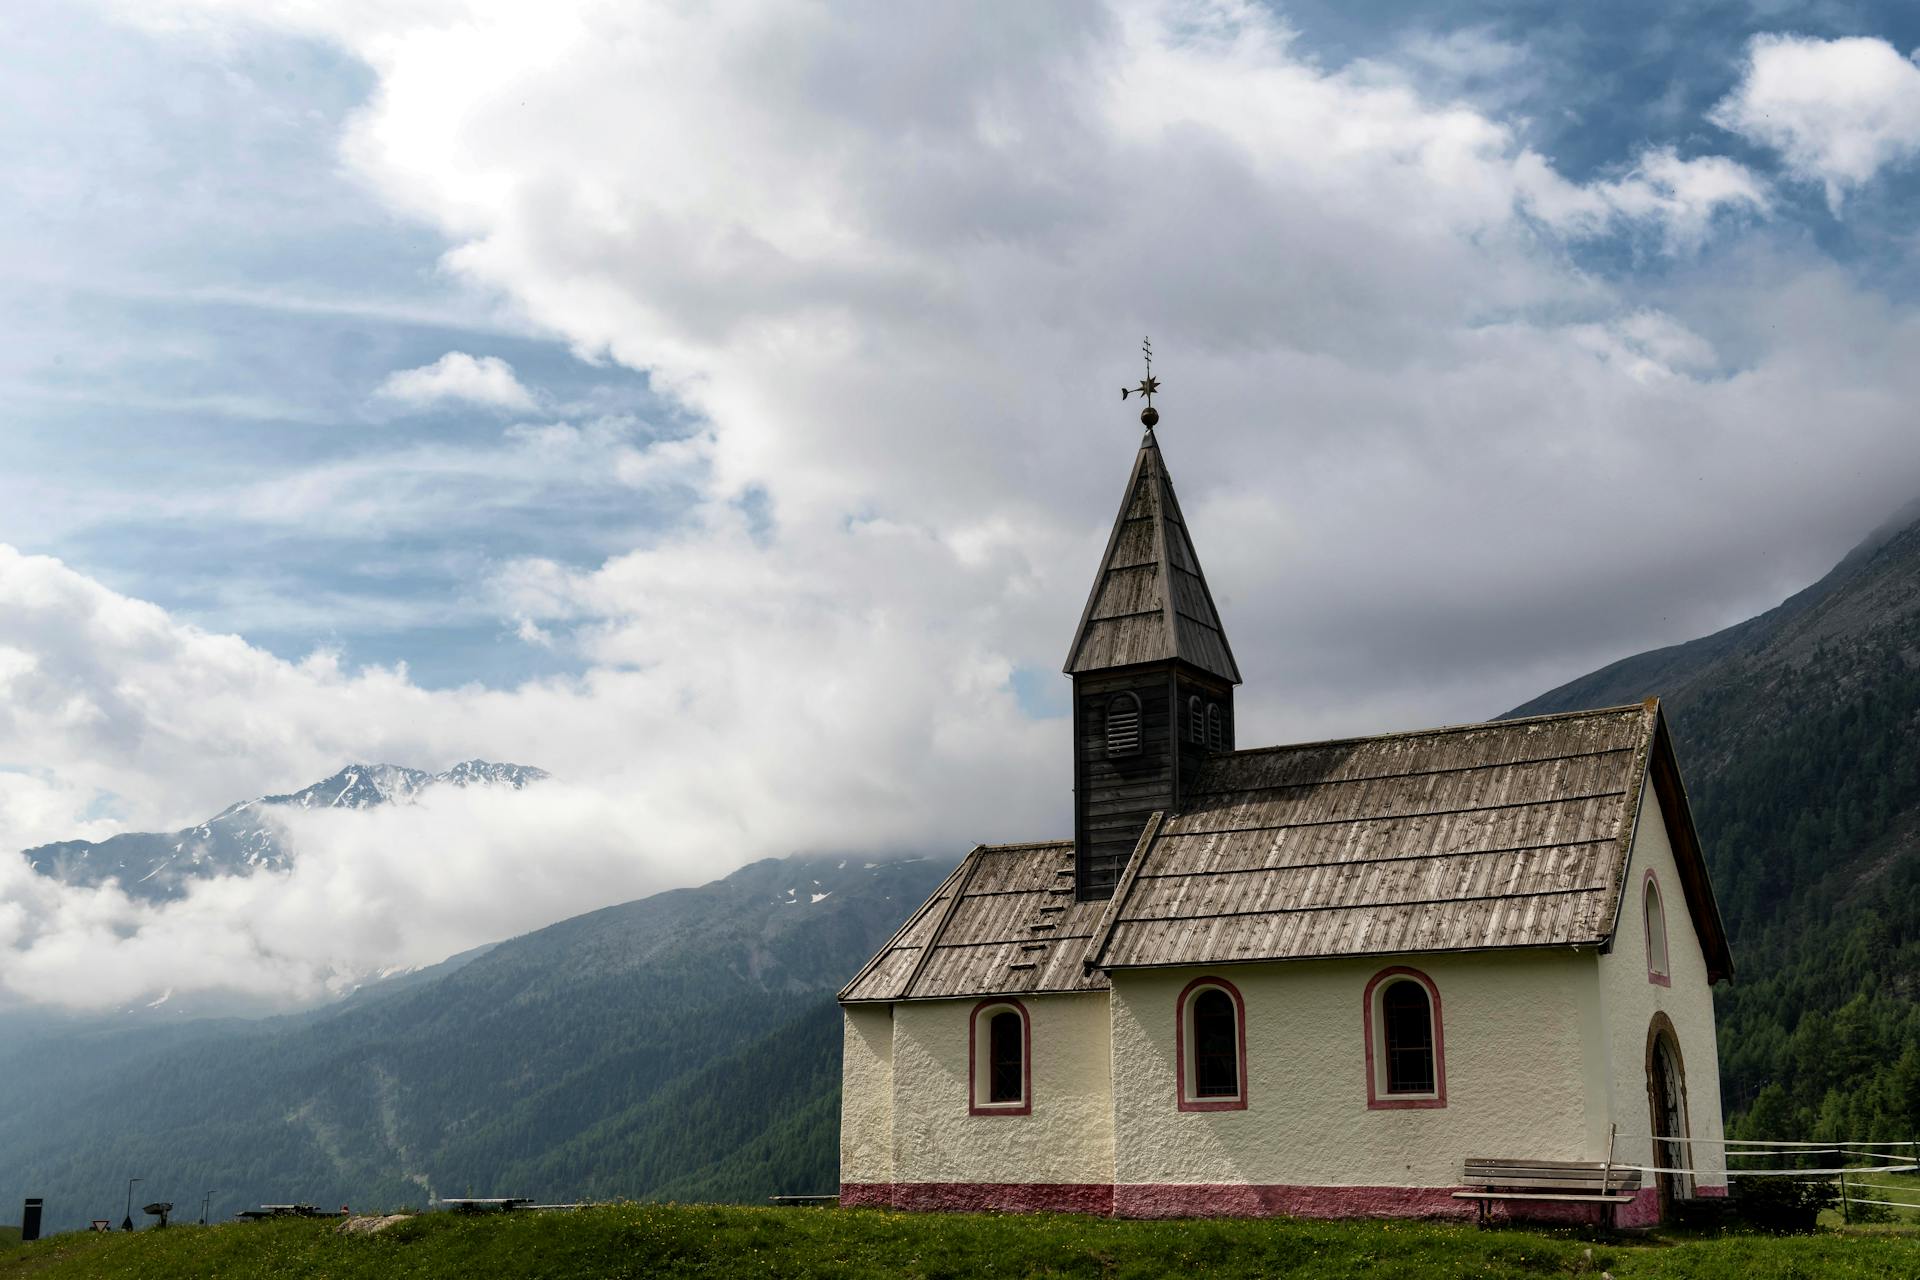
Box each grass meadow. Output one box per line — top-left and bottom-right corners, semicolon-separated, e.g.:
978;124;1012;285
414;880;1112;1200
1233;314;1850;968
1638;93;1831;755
3;1204;1920;1280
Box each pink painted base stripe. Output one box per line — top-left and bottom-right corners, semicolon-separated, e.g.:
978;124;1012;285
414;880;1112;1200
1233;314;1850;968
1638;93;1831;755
1116;1183;1465;1220
840;1183;1112;1214
837;1183;893;1209
843;1181;1680;1225
1615;1187;1659;1229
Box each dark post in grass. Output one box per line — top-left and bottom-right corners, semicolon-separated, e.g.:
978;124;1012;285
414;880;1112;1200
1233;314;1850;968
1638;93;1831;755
21;1199;42;1243
201;1192;211;1225
123;1178;140;1231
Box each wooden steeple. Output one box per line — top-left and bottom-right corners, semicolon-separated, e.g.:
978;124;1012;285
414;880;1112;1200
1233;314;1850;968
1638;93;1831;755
1064;427;1240;900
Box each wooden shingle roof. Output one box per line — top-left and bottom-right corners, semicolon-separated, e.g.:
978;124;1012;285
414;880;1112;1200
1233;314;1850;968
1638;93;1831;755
838;841;1112;1002
840;702;1732;1003
1062;430;1240;683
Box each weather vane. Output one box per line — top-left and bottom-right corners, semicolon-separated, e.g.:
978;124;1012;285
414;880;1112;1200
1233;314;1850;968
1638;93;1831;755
1121;336;1160;429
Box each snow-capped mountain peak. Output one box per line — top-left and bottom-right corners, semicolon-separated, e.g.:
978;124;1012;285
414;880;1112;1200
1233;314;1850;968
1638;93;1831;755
19;759;551;902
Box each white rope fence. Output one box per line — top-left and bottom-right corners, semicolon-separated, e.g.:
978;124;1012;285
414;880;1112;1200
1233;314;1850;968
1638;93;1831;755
1611;1133;1920;1218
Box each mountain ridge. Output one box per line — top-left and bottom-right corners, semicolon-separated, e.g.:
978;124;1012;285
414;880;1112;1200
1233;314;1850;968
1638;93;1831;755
20;759;549;902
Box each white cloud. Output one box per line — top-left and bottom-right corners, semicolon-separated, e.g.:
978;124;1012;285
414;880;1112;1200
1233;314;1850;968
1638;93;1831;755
178;415;697;535
1712;34;1920;209
0;537;1058;1008
374;350;538;412
1518;147;1768;251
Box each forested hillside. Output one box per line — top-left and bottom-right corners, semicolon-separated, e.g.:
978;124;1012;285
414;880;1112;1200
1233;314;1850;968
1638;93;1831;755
1510;504;1920;1142
0;854;949;1233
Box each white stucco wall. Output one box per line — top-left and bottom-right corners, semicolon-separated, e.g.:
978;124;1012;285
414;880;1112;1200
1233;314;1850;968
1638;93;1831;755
1109;952;1604;1188
840;1005;895;1186
1597;780;1729;1189
889;992;1115;1185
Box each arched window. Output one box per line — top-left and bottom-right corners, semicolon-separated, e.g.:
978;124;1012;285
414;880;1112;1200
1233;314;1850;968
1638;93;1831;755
1206;702;1224;750
989;1011;1022;1102
1105;693;1141;758
969;999;1029;1115
1193;991;1238;1095
1383;983;1435;1093
1644;872;1671;986
1188;694;1204;742
1364;967;1446;1108
1176;977;1247;1111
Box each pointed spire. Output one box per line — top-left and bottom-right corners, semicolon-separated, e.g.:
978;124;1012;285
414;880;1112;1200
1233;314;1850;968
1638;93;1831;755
1062;430;1240;683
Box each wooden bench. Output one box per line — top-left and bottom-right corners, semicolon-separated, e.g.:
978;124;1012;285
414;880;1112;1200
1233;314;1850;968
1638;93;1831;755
441;1198;532;1214
1453;1158;1642;1226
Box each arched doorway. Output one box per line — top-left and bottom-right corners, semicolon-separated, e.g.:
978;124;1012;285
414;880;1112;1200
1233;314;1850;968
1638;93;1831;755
1645;1013;1693;1211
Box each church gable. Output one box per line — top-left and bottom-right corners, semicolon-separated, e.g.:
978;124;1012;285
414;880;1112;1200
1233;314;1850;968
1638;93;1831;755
1624;712;1734;982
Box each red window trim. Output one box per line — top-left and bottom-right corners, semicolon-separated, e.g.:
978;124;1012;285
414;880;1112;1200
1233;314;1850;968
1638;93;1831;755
1362;966;1447;1110
1643;869;1672;987
1175;976;1248;1112
968;998;1031;1116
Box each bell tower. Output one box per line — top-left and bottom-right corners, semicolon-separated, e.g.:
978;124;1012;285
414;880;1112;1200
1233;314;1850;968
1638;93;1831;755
1063;356;1240;900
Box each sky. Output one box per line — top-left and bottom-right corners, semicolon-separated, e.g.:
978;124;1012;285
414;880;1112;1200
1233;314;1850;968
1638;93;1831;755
4;0;1920;1011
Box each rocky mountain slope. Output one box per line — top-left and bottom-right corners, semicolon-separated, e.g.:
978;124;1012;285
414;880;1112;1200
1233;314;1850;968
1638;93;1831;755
1511;503;1920;1138
20;761;548;901
0;851;950;1233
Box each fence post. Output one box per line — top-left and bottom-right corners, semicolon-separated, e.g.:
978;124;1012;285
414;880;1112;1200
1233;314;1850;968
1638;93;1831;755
1839;1170;1850;1225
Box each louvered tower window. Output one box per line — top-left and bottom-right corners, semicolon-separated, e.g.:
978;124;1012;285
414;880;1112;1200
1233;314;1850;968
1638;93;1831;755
1105;692;1141;757
1206;703;1223;750
1188;695;1204;742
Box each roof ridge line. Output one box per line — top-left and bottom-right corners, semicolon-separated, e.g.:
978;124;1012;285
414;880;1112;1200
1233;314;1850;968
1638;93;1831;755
1085;810;1164;972
1216;703;1650;760
1184;743;1635;797
836;854;973;1002
976;838;1073;852
896;847;985;1000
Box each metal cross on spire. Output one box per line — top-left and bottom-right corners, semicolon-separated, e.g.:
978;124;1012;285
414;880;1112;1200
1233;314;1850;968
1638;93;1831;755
1121;336;1161;429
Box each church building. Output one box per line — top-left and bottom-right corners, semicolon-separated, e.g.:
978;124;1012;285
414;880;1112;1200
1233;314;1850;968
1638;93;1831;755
838;390;1734;1226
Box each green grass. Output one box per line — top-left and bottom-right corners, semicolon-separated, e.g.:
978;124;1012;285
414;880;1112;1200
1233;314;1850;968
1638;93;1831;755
2;1205;1918;1280
1831;1169;1920;1226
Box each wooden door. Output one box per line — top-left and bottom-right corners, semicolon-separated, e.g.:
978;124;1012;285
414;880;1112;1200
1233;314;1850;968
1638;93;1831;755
1649;1029;1692;1207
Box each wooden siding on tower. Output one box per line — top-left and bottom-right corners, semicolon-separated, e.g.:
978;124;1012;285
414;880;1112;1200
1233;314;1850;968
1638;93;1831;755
1173;671;1234;810
1076;673;1174;898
